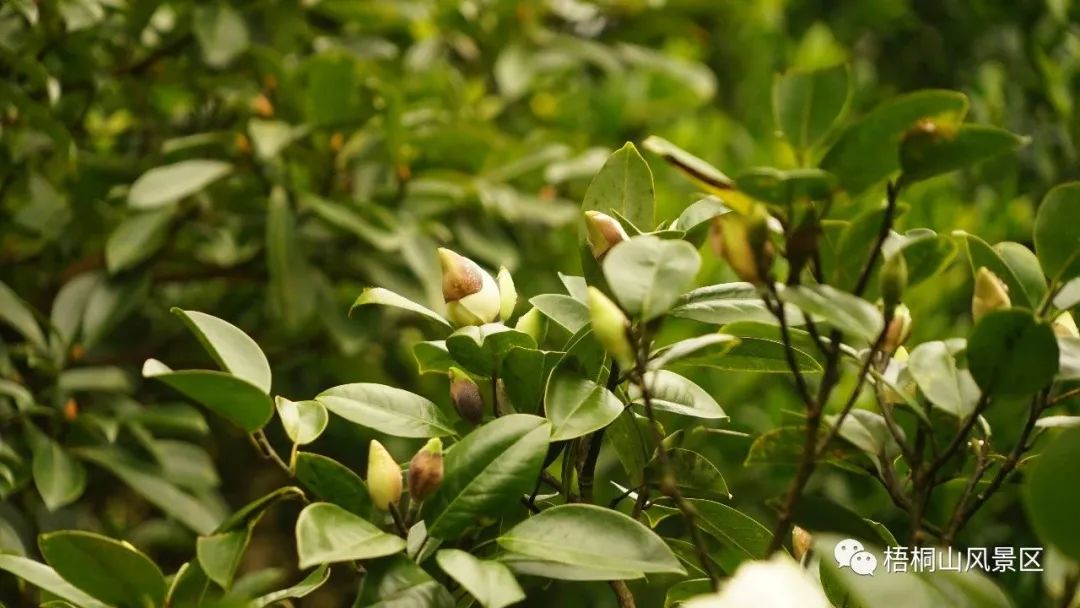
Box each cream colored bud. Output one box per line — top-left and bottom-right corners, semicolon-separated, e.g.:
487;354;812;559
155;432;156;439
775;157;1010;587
497;266;517;321
367;440;402;511
584;211;629;259
408;438;444;502
972;267;1010;321
1053;311;1079;338
882;304;912;355
710;207;774;284
438;248;501;326
587;287;635;369
449;367;484;425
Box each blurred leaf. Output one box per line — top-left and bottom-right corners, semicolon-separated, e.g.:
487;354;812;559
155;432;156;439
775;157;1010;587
1034;182;1080;282
267;189;316;330
350;287;451;329
687;499;771;562
26;424;85;511
0;555;106;608
1026;426;1080;561
0;280;47;350
445;324;536;378
127;160;232;209
649;334;739;370
908;340;980;417
736;167;838;206
250;565;330;607
295;503;405;568
671;282;782;326
647;448;730;498
105;207;175;274
436;549;525;608
193;4;250;68
529;294;589;333
955;231;1036;309
773;63;850;153
899;124;1026;186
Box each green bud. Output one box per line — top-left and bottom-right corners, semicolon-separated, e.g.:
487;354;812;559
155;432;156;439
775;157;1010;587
879;253;908;313
584;210;629;259
587;287;635;369
449;367;484;425
514;307;546;342
408;438;444;502
971;267;1010;321
367;440;402;512
438;248;500;326
496;266;517;321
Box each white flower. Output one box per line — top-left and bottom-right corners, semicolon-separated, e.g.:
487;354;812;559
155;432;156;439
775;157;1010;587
682;555;829;608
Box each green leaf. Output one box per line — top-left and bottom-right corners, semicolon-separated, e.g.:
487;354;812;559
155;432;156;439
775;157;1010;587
899;124;1027;186
79;447;222;534
821;90;968;196
629;370;727;419
529;294;589;333
445;324;537;377
544;373;623;441
641;136;736;195
0;280;47;350
267;189;316;330
582;142;655;231
603;235;701;321
350;287;451;329
955;231;1036;308
143;359;274;432
815;535;947;607
648;448;729;498
778;284;883;344
606;410;652;487
894;233;958;288
994;242;1048;308
1034;182;1080;282
907;340;980;417
171;308;272;393
826;409;905;462
498;504;684;576
670;282;781;325
105;207;175;274
275;397;328;445
735;167;838;206
355;556;454;608
413;340;453;375
422;414;550;539
436;549;525;608
773;63;850;153
677;333;821;373
498;552;643;582
250;565;330;608
649;334;739;370
968;309;1058;397
316;383;456;438
196;528;250;590
127;160;232;209
688;499;771;561
0;555;107;608
295;503;406;568
193;3;249;68
1025;426;1080;561
39;531;166;608
294;452;372;516
26;424;85;511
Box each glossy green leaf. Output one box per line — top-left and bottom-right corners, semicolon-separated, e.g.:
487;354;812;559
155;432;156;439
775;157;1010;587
413;340;453;375
968;309;1058;397
907;340;980;417
641;136;736;194
196;528;249;590
143;359;274;432
317;382;456;438
648;448;729;498
678;334;821;373
250;565;330;607
606;409;652;487
1025;426;1080;561
39;531;166;608
815;535;946;607
422;414;550;539
994;242;1048;308
105;207;175;274
0;555;107;608
294;452;372;516
629;370;726;419
436;549;525;608
778;284;883;343
688;499;771;561
350;287;451;329
544;373;623;440
26;424;85;511
773;63;850;153
275;397;328;445
355;555;454;608
649;334;739;370
736;167;838;205
1034;182;1080;282
529;294;589;333
128;160;232;209
670;282;782;326
582;142;655;231
172;308;272;393
445;323;537;377
498;552;643;581
295;503;405;568
955;231;1036;309
899;124;1026;186
821;90;968;195
603;235;701;321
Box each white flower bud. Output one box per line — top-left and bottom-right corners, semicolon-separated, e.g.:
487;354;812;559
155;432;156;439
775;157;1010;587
438;248;501;326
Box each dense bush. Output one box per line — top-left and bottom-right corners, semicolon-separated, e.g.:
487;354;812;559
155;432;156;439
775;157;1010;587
2;1;1080;607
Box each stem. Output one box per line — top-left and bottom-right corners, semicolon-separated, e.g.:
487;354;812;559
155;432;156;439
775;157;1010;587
852;181;900;298
250;430;292;477
941;440;989;546
814;320;891;458
609;581;636;608
388;503;409;537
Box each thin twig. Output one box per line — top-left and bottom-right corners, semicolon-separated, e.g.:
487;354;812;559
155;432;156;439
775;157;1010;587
250;430;292;477
609;581;636;608
852;181;900;298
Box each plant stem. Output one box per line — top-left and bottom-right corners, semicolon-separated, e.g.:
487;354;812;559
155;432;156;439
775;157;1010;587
388;503;409;537
852;181;900;298
250;430;292;477
609;581;636;608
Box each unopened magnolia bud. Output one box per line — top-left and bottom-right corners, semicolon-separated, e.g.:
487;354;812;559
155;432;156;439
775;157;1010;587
1053;311;1079;338
584;211;629;259
882;304;912;355
514;307;546;342
438;248;501;326
792;526;813;561
972;267;1010;321
587;287;635;369
710;207;774;284
367;440;402;512
408;438;444;502
497;267;517;321
880;253;908;312
449;367;484;425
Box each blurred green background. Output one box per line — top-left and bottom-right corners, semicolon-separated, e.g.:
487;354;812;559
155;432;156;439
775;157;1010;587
2;0;1078;605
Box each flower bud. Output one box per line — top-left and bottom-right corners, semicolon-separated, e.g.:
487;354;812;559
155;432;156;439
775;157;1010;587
496;266;517;321
438;248;501;326
1053;311;1079;338
587;287;635;369
367;440;402;512
971;267;1010;321
882;304;912;355
879;253;908;313
408;438;444;502
514;307;546;342
792;526;813;561
449;367;484;425
584;211;629;259
710;206;774;284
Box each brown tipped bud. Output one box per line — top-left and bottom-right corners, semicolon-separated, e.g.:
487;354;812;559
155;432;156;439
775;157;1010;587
1053;311;1079;338
880;253;908;312
367;440;402;511
584;211;629;259
449;367;484;425
438;248;501;326
514;307;546;342
792;526;813;561
972;267;1010;321
710;206;774;284
882;304;912;355
408;438;444;502
587;287;635;369
496;266;517;321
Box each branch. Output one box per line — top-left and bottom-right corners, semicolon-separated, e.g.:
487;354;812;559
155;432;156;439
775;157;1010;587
249;430;293;477
852;181;900;298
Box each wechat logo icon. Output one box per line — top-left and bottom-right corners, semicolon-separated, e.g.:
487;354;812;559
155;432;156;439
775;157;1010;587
835;539;878;576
